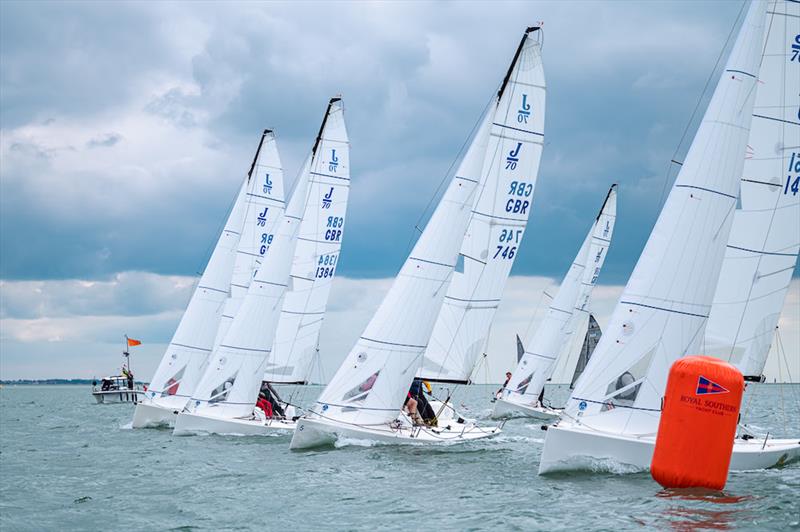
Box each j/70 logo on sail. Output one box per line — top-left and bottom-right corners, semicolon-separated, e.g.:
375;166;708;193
506;142;522;170
695;376;729;395
517;94;531;123
263;173;273;194
322;187;334;209
329;149;339;173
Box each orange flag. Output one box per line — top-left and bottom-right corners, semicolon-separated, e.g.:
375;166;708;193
127;338;142;347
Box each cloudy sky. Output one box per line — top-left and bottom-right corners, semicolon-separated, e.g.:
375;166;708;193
1;1;797;383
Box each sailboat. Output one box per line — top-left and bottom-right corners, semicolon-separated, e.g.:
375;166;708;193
132;130;286;428
539;0;800;475
173;98;349;436
704;0;800;383
492;185;616;420
290;26;545;450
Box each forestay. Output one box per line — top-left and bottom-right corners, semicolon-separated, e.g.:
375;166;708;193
418;31;546;384
705;0;800;380
501;185;616;407
311;28;545;428
213;131;286;351
187;100;346;420
142;139;264;411
264;99;350;384
562;2;767;437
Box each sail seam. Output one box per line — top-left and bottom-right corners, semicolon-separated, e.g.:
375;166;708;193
620;300;709;318
360;337;427;349
752;113;800;126
491;122;544;136
726;244;799;257
171;342;213;352
310;171;350;182
674;184;737;200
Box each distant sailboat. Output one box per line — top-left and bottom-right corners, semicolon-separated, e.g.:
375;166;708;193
132;130;285;428
539;0;800;475
173;98;349;436
704;0;800;383
290;26;545;450
492;185;616;420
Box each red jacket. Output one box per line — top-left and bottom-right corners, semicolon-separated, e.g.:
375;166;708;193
256;398;273;418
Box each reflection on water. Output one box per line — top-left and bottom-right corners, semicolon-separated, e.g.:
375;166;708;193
656;488;756;531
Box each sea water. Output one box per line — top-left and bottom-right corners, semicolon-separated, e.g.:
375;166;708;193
1;384;798;530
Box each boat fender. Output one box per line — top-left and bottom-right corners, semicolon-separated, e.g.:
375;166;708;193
651;355;744;490
457;417;465;424
741;434;753;441
540;425;548;431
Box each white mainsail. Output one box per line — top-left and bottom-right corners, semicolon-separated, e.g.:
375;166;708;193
306;28;544;429
137;135;269;414
212;131;286;351
704;0;800;380
500;185;616;408
263;99;351;384
418;35;546;384
552;1;766;440
185;99;346;420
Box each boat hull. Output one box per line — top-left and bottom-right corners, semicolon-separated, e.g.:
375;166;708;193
290;415;502;450
538;423;800;475
491;397;560;421
92;390;143;404
131;401;178;428
173;411;295;436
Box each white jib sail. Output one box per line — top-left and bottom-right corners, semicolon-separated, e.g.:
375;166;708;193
263;99;350;384
187;101;343;420
212;131;287;351
142;144;261;410
704;0;800;379
502;185;616;407
418;30;546;384
561;1;766;437
310;27;543;428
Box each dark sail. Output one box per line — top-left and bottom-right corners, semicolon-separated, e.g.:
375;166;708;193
570;314;602;389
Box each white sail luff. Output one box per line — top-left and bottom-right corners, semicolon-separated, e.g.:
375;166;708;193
705;0;800;379
560;1;767;438
212;132;287;351
419;33;546;383
264;100;351;384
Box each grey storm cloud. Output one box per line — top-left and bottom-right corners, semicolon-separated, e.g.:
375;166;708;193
0;0;761;285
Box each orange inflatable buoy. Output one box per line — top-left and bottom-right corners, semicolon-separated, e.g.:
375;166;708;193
651;355;744;490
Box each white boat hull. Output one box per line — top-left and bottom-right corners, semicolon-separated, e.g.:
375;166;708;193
173;411;295;436
92;390;143;404
491;397;560;421
290;415;502;450
538;423;800;475
131;401;178;428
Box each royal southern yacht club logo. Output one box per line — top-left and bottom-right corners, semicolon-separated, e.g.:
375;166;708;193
695;376;729;395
